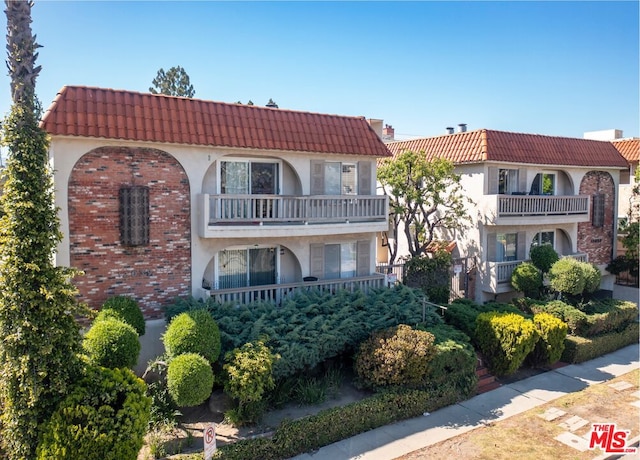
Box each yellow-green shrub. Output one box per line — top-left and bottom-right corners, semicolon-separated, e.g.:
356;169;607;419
163;309;221;364
475;312;538;376
167;353;214;407
101;295;145;336
36;366;150;460
82;318;140;369
355;324;436;389
528;312;568;366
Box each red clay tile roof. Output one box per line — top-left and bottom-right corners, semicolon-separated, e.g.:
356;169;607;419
387;129;629;168
611;138;639;163
40;86;391;157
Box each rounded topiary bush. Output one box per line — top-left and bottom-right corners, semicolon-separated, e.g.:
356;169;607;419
510;262;542;297
355;324;436;389
167;353;214;407
529;244;559;274
83;318;140;369
163;309;221;364
549;257;586;296
582;263;602;294
101;295;145;336
36;365;151;460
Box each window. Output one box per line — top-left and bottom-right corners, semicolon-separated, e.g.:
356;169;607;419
310;240;370;279
530;173;555;195
119;186;149;246
218;247;276;289
531;231;554;248
498;169;519;194
496;233;518;262
592;194;605;227
220;160;279;195
324;162;357;195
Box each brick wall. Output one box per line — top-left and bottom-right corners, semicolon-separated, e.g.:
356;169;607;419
577;171;615;265
68;146;191;318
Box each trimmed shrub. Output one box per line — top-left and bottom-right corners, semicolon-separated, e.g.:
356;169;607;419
510;262;542;297
529;244;559;273
561;323;639;364
213;387;461;460
224;340;278;425
101;295;145;336
36;366;151;460
164;309;221;364
582;299;639;336
167;353;214;407
530;300;588;336
355;324;436;389
528;312;568;366
582;263;602;294
444;299;526;344
475;312;539;376
417;324;478;400
83;318;140;369
404;250;453;304
549;258;586;296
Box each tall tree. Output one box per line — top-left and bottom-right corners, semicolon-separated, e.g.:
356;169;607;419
149;65;195;97
378;150;472;263
0;1;86;458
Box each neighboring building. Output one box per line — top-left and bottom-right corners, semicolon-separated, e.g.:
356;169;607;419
385;128;629;304
611;137;639;221
41;86;391;318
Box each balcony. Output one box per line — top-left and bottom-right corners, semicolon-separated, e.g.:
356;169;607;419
488;195;590;225
484;253;589;293
198;194;389;238
196;274;386;305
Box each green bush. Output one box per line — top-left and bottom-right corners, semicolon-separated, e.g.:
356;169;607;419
164;309;221;364
528;312;568;366
224;340;278;425
213;387;461;460
417;324;478;400
510;262;542;297
83;318;140;369
530;300;587;336
549;258;601;298
167;285;442;380
529;244;559;273
404;250;452;304
355;324;436;390
167;353;214;407
561;323;639;364
475;312;539;376
101;295;145;336
443;299;526;344
36;366;151;460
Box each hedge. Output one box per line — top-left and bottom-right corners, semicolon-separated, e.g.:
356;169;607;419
444;299;525;344
560;323;639;364
211;388;461;460
528;312;568;366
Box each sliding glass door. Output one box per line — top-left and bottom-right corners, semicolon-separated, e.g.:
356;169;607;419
218;248;276;289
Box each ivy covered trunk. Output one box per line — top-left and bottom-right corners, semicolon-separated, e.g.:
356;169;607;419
0;1;86;458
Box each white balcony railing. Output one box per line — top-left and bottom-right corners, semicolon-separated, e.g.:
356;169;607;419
497;195;589;217
206;274;385;305
205;194;388;225
495;253;589;283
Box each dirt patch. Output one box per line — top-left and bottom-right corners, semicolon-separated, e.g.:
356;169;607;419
397;369;640;460
137;379;371;459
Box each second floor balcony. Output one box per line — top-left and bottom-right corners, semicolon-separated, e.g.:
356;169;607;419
487;195;590;225
198;194;389;238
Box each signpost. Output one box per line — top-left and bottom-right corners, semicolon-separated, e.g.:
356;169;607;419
204;423;216;460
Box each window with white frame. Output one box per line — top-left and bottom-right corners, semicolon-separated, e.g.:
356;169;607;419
530;173;556;195
323;162;357;195
496;233;518;262
498;169;519;194
531;231;554;248
217;246;277;289
220;159;280;195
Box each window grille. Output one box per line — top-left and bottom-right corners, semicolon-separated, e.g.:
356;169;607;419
120;186;149;246
592;194;605;228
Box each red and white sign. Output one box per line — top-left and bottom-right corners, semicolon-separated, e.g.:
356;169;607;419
204;423;217;460
588;423;637;454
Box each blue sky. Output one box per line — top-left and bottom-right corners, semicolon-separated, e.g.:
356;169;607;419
1;1;638;140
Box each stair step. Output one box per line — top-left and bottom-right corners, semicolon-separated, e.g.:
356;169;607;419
477;373;495;386
476;380;502;394
476;366;491;378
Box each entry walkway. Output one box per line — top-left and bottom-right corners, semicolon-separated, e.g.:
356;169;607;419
291;344;639;460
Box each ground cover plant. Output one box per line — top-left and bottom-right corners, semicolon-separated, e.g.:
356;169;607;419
166;285;443;380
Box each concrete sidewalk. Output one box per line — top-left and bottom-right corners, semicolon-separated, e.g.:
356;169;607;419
291;343;640;460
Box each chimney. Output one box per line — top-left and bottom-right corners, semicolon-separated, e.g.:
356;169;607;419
382;124;395;141
458;123;467;133
446;127;455;135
